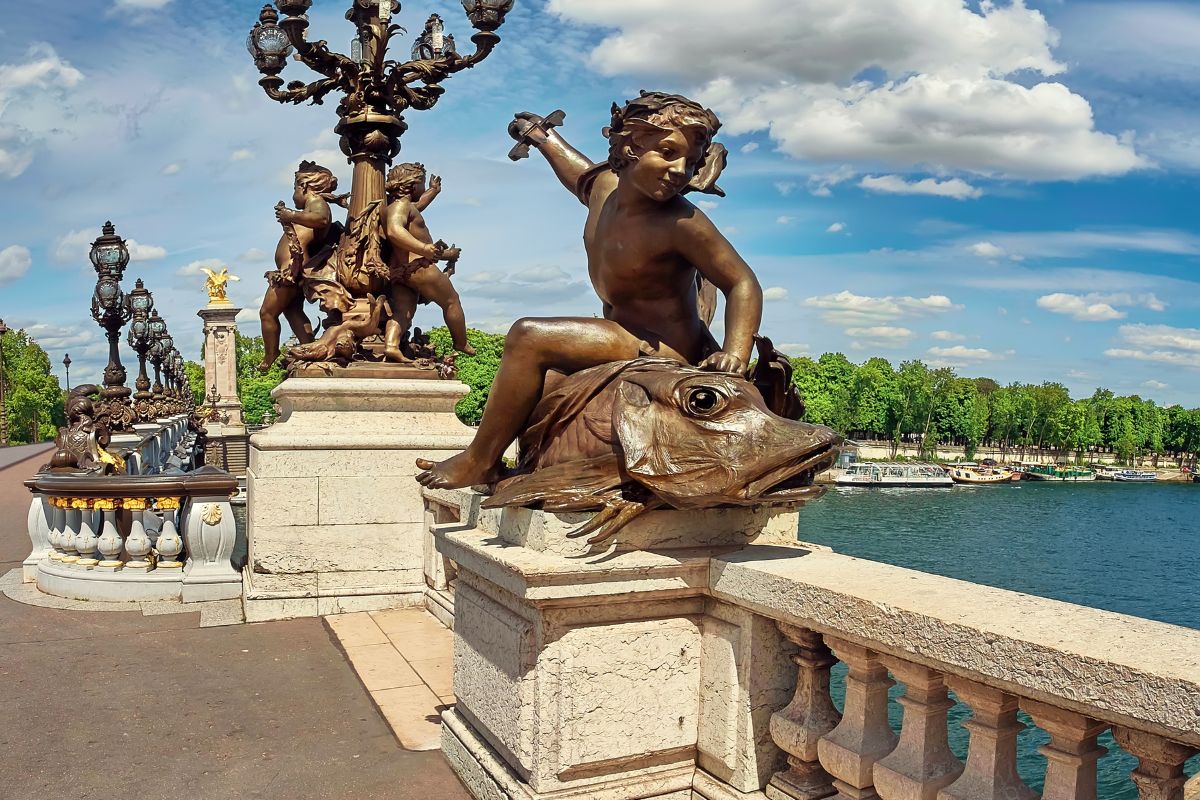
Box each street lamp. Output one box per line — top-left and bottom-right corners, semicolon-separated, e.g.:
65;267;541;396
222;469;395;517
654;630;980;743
0;318;8;447
89;222;135;431
126;279;156;422
148;310;168;416
247;0;513;281
63;353;72;393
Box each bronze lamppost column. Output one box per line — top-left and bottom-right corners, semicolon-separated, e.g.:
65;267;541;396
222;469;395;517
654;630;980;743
247;0;513;288
63;353;72;393
148;312;169;418
0;318;8;447
126;279;156;423
89;222;135;432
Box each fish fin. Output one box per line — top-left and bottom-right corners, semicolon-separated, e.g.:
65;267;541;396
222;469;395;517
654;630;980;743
482;455;624;511
567;497;664;545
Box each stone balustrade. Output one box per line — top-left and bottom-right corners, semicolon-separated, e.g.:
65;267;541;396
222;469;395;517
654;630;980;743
711;548;1199;800
24;466;241;602
427;490;1198;800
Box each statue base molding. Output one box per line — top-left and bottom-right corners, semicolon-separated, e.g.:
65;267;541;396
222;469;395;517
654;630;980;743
243;377;475;622
427;488;805;800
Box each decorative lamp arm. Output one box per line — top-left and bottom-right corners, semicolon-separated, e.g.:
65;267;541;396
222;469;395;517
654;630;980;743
259;75;343;106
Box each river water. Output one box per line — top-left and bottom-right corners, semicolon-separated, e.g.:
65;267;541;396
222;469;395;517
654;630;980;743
797;481;1199;798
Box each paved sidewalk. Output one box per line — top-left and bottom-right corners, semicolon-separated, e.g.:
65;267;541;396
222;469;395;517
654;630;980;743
0;457;470;800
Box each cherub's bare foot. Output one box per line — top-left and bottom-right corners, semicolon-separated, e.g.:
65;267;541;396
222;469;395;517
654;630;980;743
383;346;414;364
415;453;503;489
257;360;273;374
457;343;477;357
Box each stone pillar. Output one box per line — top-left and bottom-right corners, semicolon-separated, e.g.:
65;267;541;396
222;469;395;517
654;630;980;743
937;678;1036;800
197;302;245;430
1021;700;1106;800
817;638;898;800
244;378;477;621
433;490;805;799
1112;728;1197;800
767;624;841;800
873;659;962;800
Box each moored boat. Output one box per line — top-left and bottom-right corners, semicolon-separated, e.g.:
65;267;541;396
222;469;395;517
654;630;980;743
1022;464;1096;482
1093;465;1121;481
1112;469;1157;482
835;462;953;488
946;464;1015;485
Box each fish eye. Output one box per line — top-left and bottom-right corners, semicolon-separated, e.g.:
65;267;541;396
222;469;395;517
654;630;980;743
686;387;724;416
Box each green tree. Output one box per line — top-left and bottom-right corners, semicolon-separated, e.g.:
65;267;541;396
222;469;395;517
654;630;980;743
184;360;205;406
233;332;288;425
429;327;505;425
1;327;66;444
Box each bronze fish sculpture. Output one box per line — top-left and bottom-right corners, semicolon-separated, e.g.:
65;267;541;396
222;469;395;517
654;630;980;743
483;357;841;544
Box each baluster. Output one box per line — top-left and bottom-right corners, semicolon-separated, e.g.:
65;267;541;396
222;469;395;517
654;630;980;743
873;659;962;800
94;499;124;571
72;499;98;566
768;624;841;800
62;501;84;563
154;498;184;569
937;678;1036;800
1021;700;1106;800
1112;728;1197;800
817;637;898;800
47;498;67;560
123;498;153;572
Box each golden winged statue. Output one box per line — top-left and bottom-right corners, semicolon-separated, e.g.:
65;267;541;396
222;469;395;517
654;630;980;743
202;266;240;304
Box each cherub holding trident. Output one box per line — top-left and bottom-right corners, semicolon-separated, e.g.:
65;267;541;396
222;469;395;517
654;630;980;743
416;91;762;489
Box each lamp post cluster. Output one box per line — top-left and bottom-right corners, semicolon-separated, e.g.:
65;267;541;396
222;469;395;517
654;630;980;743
88;221;194;430
246;0;514;283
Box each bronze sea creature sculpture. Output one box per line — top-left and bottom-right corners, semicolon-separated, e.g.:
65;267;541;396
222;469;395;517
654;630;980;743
483;357;840;544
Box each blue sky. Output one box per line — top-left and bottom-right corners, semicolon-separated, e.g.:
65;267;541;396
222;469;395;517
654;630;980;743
1;0;1198;404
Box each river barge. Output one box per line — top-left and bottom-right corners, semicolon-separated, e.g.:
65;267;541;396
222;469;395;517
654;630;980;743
835;462;953;488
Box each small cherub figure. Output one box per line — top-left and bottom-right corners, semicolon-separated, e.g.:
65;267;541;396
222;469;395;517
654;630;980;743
285;270;388;366
202;267;240;304
416;91;761;489
259;161;347;373
383;162;476;361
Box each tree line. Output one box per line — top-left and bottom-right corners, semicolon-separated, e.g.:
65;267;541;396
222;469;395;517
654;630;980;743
174;328;1200;468
792;352;1199;466
0;328;66;445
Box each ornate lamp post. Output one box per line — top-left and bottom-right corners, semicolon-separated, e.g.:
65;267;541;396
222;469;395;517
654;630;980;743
247;0;513;282
148;311;168;416
0;318;8;447
89;222;135;431
63;353;72;393
126;279;156;422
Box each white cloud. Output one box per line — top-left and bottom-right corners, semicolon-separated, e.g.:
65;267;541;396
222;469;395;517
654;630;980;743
238;248;272;264
1142;380;1169;391
53;228;165;264
763;286;789;301
21;323;96;349
230;148;255;162
1036;292;1166;322
696;199;719;210
776;216;793;225
161;162;182;176
177;258;228;277
928;345;1005;362
969;241;1006;258
551;0;1147;181
113;0;173;9
236;296;264;323
774;181;797;196
826;222;846;233
740;142;759;153
777;342;810;357
1105;324;1200;370
803;290;961;326
860;175;982;200
845;325;914;339
0;245;32;285
930;330;966;342
0;44;84;179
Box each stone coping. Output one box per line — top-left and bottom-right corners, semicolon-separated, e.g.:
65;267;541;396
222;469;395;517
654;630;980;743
710;546;1200;746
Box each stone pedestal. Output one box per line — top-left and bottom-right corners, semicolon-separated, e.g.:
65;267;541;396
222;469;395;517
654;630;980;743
432;489;803;799
197;302;245;431
244;377;475;621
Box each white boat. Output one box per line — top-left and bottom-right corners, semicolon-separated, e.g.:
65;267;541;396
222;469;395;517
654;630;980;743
835;462;953;488
1093;465;1121;481
1112;469;1157;482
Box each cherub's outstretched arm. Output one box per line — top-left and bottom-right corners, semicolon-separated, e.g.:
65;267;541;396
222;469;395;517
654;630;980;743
416;175;441;212
278;196;333;229
511;112;597;199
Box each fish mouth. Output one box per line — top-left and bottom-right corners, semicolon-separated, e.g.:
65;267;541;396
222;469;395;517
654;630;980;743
742;436;839;503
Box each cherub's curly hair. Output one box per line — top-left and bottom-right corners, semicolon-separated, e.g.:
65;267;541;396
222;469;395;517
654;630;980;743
386;162;427;196
605;91;722;173
296;161;338;194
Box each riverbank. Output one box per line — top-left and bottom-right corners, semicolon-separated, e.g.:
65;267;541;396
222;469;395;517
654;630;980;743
817;461;1194;483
